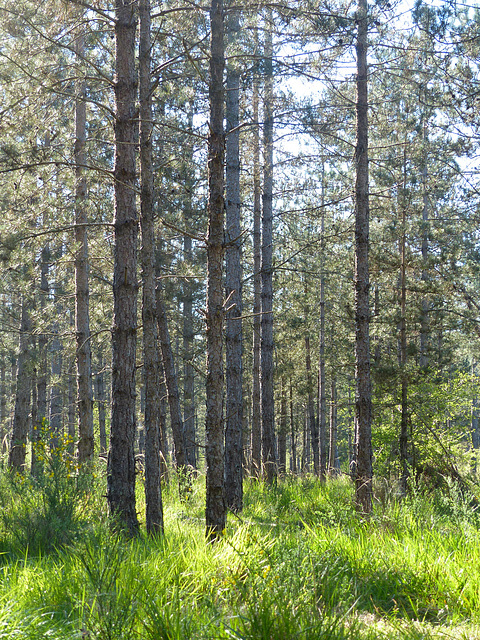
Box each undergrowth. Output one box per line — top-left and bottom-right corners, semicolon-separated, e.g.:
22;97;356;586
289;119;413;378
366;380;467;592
0;463;478;639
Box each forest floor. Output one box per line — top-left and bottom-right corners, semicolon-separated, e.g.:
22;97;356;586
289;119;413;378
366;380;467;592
0;461;479;639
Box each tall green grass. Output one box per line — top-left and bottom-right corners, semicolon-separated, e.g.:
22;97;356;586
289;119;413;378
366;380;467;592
0;466;478;638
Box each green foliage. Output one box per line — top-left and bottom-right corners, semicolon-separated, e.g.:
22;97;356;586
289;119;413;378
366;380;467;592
0;429;100;557
0;474;478;638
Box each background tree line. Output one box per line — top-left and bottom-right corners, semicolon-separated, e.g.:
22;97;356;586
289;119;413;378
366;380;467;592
0;0;480;533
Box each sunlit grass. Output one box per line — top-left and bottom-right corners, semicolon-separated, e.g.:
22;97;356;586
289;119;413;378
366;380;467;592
0;467;479;638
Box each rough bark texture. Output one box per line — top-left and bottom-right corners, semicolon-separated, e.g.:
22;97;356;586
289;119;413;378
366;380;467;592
74;22;95;464
251;28;262;477
420;127;429;369
354;0;373;514
205;0;226;539
261;16;276;484
399;143;409;495
183;110;197;470
318;161;327;480
9;298;32;470
140;0;163;534
225;3;243;512
107;0;140;536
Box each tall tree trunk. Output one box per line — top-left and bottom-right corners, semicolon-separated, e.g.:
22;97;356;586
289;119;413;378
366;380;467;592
354;0;372;514
399;142;409;495
420;125;429;368
9;297;32;470
74;19;94;464
183;109;197;470
251;25;262;477
261;13;276;484
225;2;243;512
107;0;140;536
205;0;226;539
140;0;163;534
318;159;327;480
305;287;318;475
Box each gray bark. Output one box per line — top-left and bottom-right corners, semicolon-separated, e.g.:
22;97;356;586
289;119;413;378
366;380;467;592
318;160;327;480
183;110;197;470
205;0;226;539
261;15;276;484
74;21;94;464
399;143;409;495
225;3;243;512
304;287;318;475
251;26;262;477
354;0;373;514
107;0;140;536
140;0;163;534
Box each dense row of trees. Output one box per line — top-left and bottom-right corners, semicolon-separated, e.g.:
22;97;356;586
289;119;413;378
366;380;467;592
1;0;480;534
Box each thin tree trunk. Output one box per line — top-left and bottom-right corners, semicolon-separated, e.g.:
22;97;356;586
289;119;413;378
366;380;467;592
74;19;94;464
251;25;262;478
472;365;479;474
9;297;32;470
50;314;63;451
33;245;49;475
290;378;297;474
107;0;140;536
354;0;373;514
205;0;226;539
140;0;163;534
68;358;76;456
261;13;276;484
399;142;409;495
183;110;197;470
0;359;6;453
328;376;338;475
278;377;287;474
318;159;327;480
420;124;429;368
304;288;318;475
225;2;243;512
95;354;107;455
155;279;187;470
